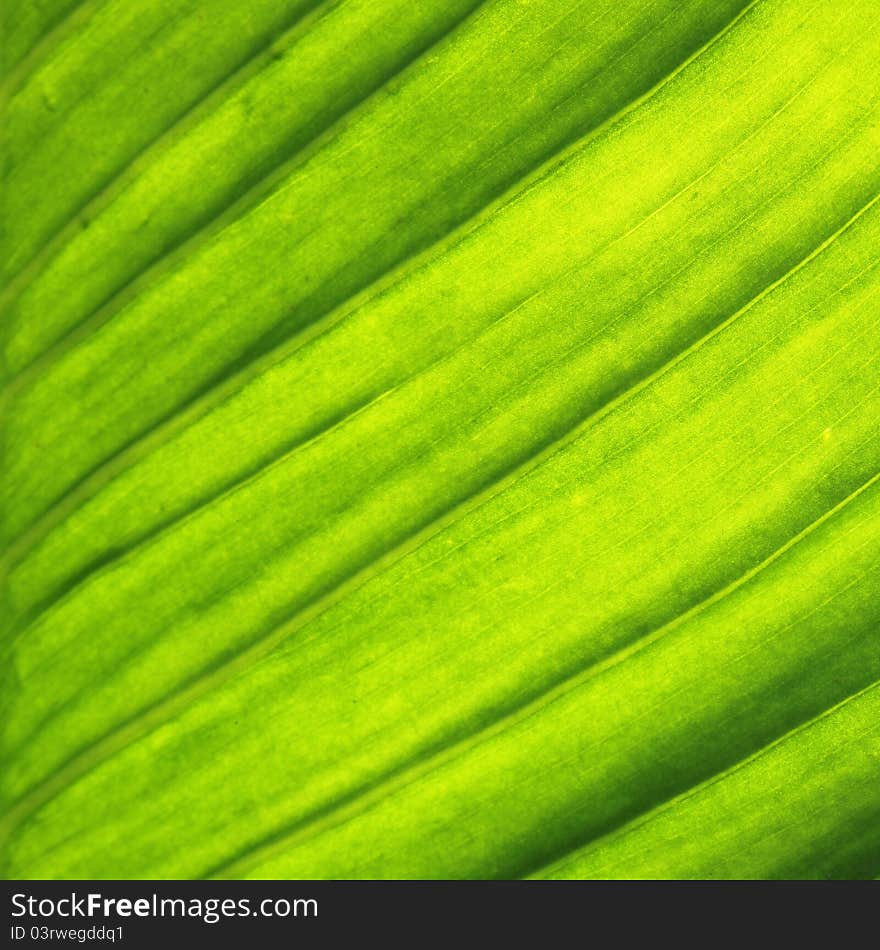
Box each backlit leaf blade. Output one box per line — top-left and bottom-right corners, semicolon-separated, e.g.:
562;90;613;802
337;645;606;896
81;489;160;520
1;0;878;879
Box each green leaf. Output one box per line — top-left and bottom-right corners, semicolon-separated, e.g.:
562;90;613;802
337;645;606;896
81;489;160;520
1;0;878;879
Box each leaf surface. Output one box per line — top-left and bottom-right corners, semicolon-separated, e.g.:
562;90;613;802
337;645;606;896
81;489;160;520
1;0;878;879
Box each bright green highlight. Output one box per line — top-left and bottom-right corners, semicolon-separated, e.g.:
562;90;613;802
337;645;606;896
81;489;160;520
1;0;878;879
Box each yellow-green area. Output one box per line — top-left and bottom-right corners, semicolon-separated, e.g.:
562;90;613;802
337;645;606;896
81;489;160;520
1;0;878;879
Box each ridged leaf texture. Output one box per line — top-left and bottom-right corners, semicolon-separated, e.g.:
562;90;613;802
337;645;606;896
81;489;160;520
1;0;879;879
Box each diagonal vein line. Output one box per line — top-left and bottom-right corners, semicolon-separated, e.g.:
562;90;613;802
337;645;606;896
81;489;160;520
204;469;880;878
528;675;880;879
0;0;762;568
0;0;753;368
2;382;396;643
0;0;734;390
0;0;332;303
8;127;876;652
5;76;872;648
512;525;880;875
1;181;875;846
0;0;105;107
0;0;488;378
4;42;819;637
